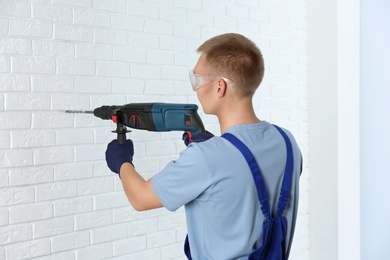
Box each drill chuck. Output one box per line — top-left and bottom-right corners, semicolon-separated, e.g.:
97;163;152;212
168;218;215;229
93;106;122;120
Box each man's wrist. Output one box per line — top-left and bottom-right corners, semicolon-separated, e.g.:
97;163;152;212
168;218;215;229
119;162;134;176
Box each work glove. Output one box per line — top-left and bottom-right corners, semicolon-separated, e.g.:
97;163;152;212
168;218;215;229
182;131;214;146
105;139;134;175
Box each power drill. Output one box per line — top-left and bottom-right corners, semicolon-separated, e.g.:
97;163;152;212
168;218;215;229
66;103;206;144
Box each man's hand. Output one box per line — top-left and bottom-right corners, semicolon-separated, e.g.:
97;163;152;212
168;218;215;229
105;139;134;175
182;131;214;146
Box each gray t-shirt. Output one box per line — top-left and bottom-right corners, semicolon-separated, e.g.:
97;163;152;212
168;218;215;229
152;122;301;259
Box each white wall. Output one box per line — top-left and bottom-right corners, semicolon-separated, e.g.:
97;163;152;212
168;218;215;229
307;0;360;259
360;0;390;258
0;0;309;259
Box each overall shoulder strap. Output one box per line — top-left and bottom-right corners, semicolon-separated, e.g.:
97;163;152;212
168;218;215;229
222;132;271;220
222;125;294;218
272;125;294;216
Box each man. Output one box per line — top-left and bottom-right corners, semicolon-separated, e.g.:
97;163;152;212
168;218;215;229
106;33;302;259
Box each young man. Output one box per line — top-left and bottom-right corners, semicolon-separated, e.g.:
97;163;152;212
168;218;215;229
106;33;302;259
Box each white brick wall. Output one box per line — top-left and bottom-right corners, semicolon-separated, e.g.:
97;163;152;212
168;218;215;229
0;0;309;259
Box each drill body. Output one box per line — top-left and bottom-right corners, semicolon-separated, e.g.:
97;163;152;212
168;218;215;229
93;103;206;144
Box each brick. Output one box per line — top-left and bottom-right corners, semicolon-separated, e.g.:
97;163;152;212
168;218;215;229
111;14;144;31
5;238;51;259
1;76;28;94
131;64;161;79
34;146;74;165
144;80;174;95
144;20;173;36
146;141;176;156
77;176;114;195
0;186;35;206
113;46;146;63
0;38;32;55
5;93;50;111
34;216;74;238
0;56;10;73
147;50;174;65
32;3;73;22
128;1;159;18
174;23;201;38
0;132;10;149
32;112;73;129
51;94;91;111
0;18;8;35
10;19;52;38
90;223;127;244
75;210;112;230
75;144;105;162
31;76;74;92
187;11;213;26
9;166;53;186
76;43;113;60
0;149;33;168
227;3;248;18
0;170;8;188
53;0;92;8
36;181;77;201
96;61;129;77
54;24;94;42
51;231;90;252
160;243;183;259
162;66;188;80
112;78;144;94
129;32;159;49
12;57;56;74
57;59;95;76
33;40;75;58
93;0;127;13
53;197;93;217
174;0;200;10
76;243;113;259
160;36;187;51
0;207;8;226
94;28;128;45
147;230;176;248
112;207;145;224
159;6;187;22
158;212;186;231
30;251;76;260
280;98;298;110
9;202;53;224
249;9;269;22
54;162;93;181
0;0;31;18
55;128;94;145
128;218;158;236
94;192;129;210
238;19;259;34
0;223;32;245
113;236;146;256
74;9;110;27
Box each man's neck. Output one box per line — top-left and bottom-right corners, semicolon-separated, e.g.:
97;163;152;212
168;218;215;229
217;99;261;133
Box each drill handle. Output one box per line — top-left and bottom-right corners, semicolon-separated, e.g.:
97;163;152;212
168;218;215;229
112;123;130;144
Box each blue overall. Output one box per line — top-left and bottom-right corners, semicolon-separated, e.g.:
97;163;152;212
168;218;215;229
184;125;294;260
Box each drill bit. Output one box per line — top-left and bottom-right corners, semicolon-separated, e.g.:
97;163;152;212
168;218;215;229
65;110;94;114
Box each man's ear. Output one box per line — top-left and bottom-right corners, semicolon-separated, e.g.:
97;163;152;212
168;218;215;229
216;78;228;98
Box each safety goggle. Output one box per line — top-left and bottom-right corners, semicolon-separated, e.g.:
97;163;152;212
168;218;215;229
189;70;233;91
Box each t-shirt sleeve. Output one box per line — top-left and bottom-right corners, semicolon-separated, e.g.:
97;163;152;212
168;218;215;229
151;143;212;211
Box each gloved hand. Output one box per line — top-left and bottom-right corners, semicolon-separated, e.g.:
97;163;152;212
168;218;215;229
182;131;214;146
105;139;134;175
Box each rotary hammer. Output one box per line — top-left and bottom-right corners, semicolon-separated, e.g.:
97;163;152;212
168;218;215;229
67;103;206;144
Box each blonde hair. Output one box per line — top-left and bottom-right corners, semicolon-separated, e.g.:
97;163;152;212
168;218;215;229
197;33;264;98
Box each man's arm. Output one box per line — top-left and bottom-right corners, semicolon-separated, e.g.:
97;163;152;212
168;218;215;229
119;162;163;211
